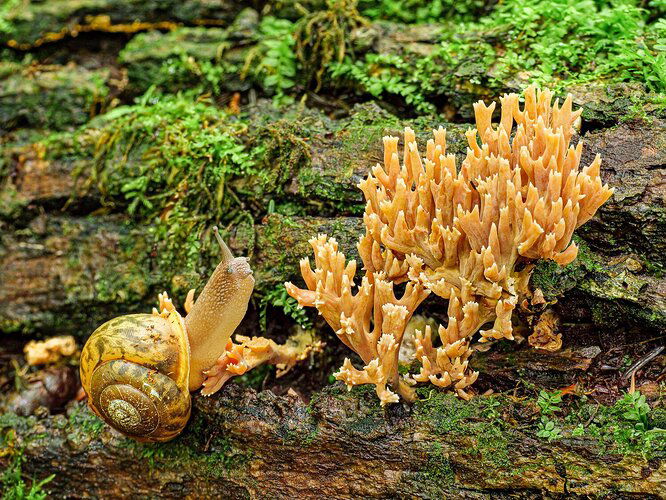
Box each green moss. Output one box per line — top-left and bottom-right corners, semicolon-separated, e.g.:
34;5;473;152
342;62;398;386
294;102;400;209
531;237;597;299
119;11;297;103
245;119;312;202
54;92;374;257
276;420;320;447
414;391;514;468
0;413;37;435
358;0;489;24
1;453;54;500
414;388;665;467
253;213;364;291
119;27;236;97
650;406;666;429
560;393;666;458
461;0;666;92
253;214;304;289
59;219;152;305
69;93;263;279
0;61;109;131
293;0;367;90
129;432;250;477
531;236;665;330
414;390;479;433
66;404;105;438
0;216;165;337
420;442;455;485
331;0;666;117
341;410;384;435
96;409;253;476
0;414;54;499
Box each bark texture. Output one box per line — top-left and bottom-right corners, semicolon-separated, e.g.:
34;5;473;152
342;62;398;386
0;62;110;130
1;5;664;497
0;0;243;48
1;385;664;499
2;110;664;337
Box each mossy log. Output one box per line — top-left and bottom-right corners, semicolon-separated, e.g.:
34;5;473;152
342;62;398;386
4;103;664;248
0;62;110;131
2;4;664;497
1;385;664;498
115;11;660;124
1;102;664;337
0;215;152;335
2;210;663;339
0;0;243;49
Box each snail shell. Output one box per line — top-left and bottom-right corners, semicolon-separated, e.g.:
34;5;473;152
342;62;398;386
79;312;191;442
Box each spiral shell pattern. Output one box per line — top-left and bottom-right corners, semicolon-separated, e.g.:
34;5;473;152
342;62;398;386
80;312;191;442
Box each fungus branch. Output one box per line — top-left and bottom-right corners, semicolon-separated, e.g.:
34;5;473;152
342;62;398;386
286;235;431;404
201;330;322;396
287;86;613;404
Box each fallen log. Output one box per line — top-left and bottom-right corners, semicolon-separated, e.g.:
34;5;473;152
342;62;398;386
115;10;662;124
1;104;664;337
0;62;111;132
0;0;243;49
4;101;664;248
2;205;664;339
1;385;664;498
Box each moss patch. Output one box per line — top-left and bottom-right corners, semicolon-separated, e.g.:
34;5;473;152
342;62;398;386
0;61;109;131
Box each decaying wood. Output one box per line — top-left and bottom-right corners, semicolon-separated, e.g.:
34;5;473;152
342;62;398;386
2;385;663;498
1;4;664;498
1;112;664;337
0;0;243;48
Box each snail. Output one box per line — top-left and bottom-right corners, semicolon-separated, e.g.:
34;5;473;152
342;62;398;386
8;366;80;417
79;228;255;442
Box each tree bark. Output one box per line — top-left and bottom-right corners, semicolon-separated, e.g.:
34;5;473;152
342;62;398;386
2;5;664;498
114;11;662;124
1;385;663;499
0;63;111;131
2;107;664;337
0;0;243;49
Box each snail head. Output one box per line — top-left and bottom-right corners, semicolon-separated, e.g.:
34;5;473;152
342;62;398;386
184;227;255;390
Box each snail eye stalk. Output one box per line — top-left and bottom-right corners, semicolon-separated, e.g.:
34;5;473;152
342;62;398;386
213;226;234;262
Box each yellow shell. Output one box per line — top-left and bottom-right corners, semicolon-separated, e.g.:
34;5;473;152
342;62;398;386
79;311;191;442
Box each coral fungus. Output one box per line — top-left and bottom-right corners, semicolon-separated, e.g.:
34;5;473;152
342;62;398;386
24;336;78;366
201;330;323;395
286;86;613;404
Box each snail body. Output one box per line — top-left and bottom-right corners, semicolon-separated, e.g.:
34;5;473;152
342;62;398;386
80;230;254;442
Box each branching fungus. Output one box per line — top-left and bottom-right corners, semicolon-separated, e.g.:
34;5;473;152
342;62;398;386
286;86;613;404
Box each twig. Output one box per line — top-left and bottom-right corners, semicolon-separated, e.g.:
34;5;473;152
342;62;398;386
623;346;664;379
204;433;214;452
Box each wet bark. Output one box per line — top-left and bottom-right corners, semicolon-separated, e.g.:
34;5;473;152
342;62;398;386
0;0;243;49
2;385;664;499
1;6;665;497
2;111;664;337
